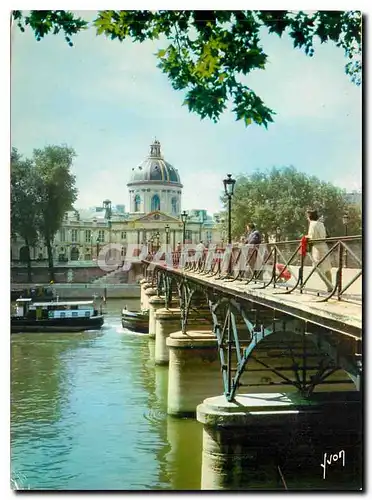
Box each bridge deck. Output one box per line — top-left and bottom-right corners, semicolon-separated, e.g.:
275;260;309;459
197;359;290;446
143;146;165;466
168;268;362;340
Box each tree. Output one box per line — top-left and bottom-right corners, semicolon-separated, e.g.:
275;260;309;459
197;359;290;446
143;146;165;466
343;203;362;236
11;147;39;281
33;145;78;281
12;10;361;127
224;166;360;241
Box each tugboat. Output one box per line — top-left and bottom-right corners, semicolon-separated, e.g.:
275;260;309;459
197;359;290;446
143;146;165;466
121;306;149;333
11;297;104;333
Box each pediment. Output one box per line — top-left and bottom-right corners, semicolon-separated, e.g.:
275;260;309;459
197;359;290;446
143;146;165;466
133;211;181;223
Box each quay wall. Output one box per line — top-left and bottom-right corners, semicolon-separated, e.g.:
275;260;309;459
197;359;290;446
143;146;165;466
11;266;108;284
11;283;141;299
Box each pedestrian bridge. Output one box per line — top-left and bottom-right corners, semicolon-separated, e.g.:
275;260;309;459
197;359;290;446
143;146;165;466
143;235;362;402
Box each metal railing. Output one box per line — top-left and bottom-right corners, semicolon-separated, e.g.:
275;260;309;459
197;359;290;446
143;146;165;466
143;236;362;302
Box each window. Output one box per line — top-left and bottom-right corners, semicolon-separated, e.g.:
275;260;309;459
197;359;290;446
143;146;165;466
85;230;91;243
70;247;79;261
98;230;105;242
185;230;192;242
121;231;126;240
60;229;66;242
134;195;141;212
71;229;78;243
171;197;178;214
151;194;160;211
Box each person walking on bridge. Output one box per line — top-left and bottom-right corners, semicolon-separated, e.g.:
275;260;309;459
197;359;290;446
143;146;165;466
195;241;205;266
306;209;333;293
245;223;262;278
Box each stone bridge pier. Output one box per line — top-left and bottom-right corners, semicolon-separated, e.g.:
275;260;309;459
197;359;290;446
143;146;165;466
197;391;362;490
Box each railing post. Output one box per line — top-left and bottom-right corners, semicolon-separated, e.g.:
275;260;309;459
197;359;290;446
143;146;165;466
336;242;344;300
272;246;277;288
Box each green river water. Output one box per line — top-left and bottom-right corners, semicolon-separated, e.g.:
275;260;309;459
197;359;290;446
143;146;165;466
10;299;362;491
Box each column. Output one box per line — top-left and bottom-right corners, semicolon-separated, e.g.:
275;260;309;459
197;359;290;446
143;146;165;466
197;391;361;490
148;295;166;339
154;308;211;365
167;331;221;417
143;286;157;315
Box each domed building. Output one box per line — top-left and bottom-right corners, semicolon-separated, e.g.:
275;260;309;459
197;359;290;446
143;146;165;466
11;139;220;280
128;139;183;216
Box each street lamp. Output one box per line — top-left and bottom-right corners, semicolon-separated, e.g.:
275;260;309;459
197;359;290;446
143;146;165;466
275;226;281;243
165;224;170;246
155;231;160;251
342;212;349;267
108;220;112;244
342;212;349;237
223;174;236;244
181;210;188;245
96;236;100;260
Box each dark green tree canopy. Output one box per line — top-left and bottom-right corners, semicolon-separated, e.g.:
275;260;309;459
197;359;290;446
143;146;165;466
33;145;78;242
12;10;362;127
11;147;39;245
11;144;78;281
222;166;361;241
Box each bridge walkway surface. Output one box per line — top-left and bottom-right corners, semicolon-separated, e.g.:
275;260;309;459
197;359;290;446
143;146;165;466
181;269;361;339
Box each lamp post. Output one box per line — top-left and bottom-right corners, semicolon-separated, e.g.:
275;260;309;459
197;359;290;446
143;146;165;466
181;210;188;245
165;224;170;246
223;174;236;244
275;226;281;243
155;231;160;252
342;212;349;237
108;220;112;245
96;236;100;260
342;212;349;267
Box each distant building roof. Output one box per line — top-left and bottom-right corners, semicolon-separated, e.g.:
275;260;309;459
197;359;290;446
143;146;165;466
344;191;362;207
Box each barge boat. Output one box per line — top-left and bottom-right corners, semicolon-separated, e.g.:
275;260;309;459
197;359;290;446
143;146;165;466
11;298;104;333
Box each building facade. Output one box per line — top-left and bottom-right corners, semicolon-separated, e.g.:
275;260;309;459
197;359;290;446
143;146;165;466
11;140;220;264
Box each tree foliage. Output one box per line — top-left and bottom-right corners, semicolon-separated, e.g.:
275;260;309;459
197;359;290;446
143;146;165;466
12;10;362;127
33;145;78;280
222;166;361;241
11;145;78;281
11;148;39;280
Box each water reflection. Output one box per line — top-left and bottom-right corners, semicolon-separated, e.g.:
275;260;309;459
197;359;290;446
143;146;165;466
165;416;203;490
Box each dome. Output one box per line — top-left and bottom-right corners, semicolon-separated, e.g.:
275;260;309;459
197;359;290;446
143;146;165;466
128;140;182;186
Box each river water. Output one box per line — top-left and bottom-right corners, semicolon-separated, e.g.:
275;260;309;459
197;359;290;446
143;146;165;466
10;299;362;491
11;298;202;491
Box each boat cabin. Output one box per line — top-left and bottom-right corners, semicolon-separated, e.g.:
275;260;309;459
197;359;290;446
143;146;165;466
14;299;99;320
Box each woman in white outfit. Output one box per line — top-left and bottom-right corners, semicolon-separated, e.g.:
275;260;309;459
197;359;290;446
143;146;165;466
306;209;333;292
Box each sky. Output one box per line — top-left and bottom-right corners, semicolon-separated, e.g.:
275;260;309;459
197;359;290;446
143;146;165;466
11;10;362;216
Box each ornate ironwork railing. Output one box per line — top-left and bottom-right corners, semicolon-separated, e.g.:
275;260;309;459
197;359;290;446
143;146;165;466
143;236;362;302
141;237;362;402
